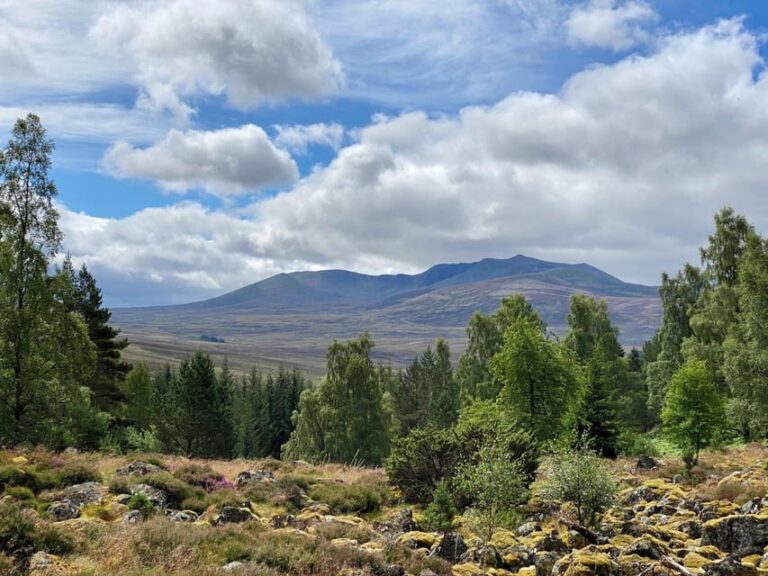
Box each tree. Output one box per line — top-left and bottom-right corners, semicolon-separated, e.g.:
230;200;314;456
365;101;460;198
456;294;546;403
540;444;617;526
0;114;99;445
456;442;528;541
391;338;458;435
283;333;391;465
122;363;154;431
491;316;580;442
662;360;726;471
66;262;130;411
422;480;458;532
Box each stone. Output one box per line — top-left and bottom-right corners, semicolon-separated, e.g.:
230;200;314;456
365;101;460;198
64;482;103;507
431;532;468;563
214;506;256;526
397;531;437;549
116;461;162;477
116;494;133;505
517;521;541;536
677;519;703;539
222;561;245;573
459;546;503;568
29;551;63;575
235;469;275;489
131;484;168;509
636;455;660;470
622;537;667;560
703;555;759;576
168;510;198;523
47;501;80;522
123;510;143;524
702;515;768;555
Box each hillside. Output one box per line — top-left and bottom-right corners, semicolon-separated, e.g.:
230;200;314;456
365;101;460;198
2;445;768;575
112;255;662;376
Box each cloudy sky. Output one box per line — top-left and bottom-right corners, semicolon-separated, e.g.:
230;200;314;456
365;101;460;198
2;0;768;306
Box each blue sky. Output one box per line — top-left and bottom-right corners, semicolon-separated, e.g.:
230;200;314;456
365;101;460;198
2;0;768;306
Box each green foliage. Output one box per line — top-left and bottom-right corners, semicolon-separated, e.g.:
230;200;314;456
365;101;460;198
283;333;391;466
540;444;617;526
391;338;458;435
122;363;154;430
128;493;155;518
491;316;580;442
456;442;528;541
0;500;73;559
308;479;389;514
422;480;457;532
662;360;726;470
456;294;545;403
385;425;458;504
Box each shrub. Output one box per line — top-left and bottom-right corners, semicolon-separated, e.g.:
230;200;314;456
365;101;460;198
422;480;457;532
128;493;155;519
0;501;36;556
173;463;233;492
141;472;203;507
45;462;102;488
0;466;42;492
540;445;618;527
309;479;388;514
35;524;75;555
456;443;528;541
386;425;459;504
2;486;35;504
108;476;131;495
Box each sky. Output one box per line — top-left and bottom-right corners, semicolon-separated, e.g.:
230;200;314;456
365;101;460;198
2;0;768;306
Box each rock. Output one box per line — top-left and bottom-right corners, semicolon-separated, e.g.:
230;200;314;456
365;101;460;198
703;555;759;576
11;455;29;465
123;510;143;524
459;546;503;568
397;531;437;549
47;501;80;521
168;509;198;523
702;515;768;555
552;548;620;576
622;536;667;560
381;565;405;576
331;538;360;548
517;521;541;536
116;461;161;477
214;506;256;526
116;494;132;505
270;514;301;529
235;469;275;489
29;551;63;575
636;455;660;470
534;551;560;576
393;508;418;532
740;498;767;516
222;561;245;573
677;519;703;539
566;529;589;550
131;484;168;509
64;482;103;507
535;531;569;554
500;546;535;571
431;532;468;563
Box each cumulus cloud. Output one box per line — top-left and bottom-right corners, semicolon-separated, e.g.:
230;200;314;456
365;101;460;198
103;125;299;196
66;19;768;305
273;123;345;155
91;0;343;120
566;0;658;51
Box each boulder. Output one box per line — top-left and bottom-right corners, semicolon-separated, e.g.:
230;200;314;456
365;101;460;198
397;531;437;550
29;551;63;576
130;484;168;509
459;545;503;568
168;510;198;523
123;510;143;524
116;461;161;477
235;469;275;489
64;482;103;508
47;501;80;522
431;532;468;563
213;506;256;526
636;455;660;470
703;555;759;576
517;521;541;536
222;561;245;573
702;515;768;555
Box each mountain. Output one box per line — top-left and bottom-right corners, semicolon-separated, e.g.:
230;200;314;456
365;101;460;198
112;255;662;377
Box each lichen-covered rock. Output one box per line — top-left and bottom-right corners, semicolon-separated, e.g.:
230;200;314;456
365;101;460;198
29;552;65;576
431;532;468;564
213;506;256;526
518;521;541;536
459;545;502;568
702;515;768;555
222;560;245;573
235;469;275;489
123;510;143;524
636;455;659;470
131;484;168;509
500;546;534;571
116;461;161;477
702;555;759;576
47;501;80;522
397;531;437;550
168;510;198;523
621;536;668;560
552;548;621;576
64;482;103;507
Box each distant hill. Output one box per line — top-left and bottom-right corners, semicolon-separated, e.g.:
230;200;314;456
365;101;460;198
113;255;662;377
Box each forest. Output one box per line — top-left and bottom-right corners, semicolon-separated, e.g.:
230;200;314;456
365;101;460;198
3;115;768;575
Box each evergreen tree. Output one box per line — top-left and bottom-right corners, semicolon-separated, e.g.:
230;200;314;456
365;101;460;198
122;362;154;431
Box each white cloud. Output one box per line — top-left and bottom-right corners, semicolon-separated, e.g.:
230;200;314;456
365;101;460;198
566;0;658;51
65;19;768;305
273;123;345;155
103;125;299;196
91;0;343;121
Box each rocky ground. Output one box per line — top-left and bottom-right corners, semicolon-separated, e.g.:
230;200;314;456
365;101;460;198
1;445;768;575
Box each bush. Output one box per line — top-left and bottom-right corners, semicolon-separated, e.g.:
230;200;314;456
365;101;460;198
2;486;35;504
422;480;457;532
386;425;458;504
456;443;528;541
539;445;617;527
128;493;155;518
35;524;75;555
108;476;131;495
0;466;42;492
44;462;102;488
173;463;233;492
0;501;36;556
309;478;389;514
